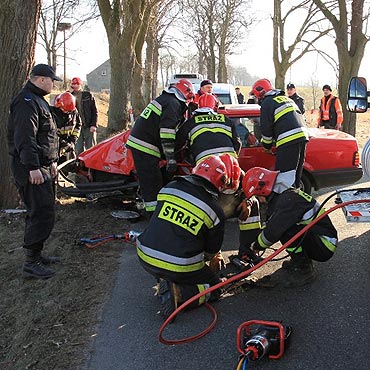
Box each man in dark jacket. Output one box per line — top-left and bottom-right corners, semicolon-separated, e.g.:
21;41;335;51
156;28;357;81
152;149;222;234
126;79;194;216
137;154;241;318
235;87;245;104
286;83;305;114
70;77;98;154
239;166;338;288
250;79;308;189
7;64;61;279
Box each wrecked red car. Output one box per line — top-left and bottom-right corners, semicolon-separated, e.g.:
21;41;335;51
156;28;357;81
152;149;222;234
58;104;362;199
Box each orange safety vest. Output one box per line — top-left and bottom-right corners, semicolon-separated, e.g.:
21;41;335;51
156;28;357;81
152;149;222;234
317;95;343;126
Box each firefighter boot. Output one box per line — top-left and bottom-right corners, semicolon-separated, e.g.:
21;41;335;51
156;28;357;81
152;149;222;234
157;279;177;320
34;250;61;265
23;249;55;279
253;253;315;289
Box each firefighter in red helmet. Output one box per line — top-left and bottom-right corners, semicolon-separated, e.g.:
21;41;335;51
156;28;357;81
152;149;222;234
126;79;195;217
51;92;81;164
137;154;241;319
250;78;308;189
237;166;338;289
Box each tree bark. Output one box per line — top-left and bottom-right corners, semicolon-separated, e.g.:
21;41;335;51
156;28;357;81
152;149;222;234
0;0;41;208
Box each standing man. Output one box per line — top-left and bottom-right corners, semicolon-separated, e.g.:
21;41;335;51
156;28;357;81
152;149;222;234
235;87;245;104
70;77;98;154
126;79;194;217
137;154;241;318
7;64;61;279
250;79;308;189
317;84;343;130
286;83;305;114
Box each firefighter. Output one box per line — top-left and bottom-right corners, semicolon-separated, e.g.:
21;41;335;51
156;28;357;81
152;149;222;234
136;154;241;318
317;84;343;130
250;79;308;188
176;93;241;165
51;92;81;164
126;79;194;217
239;166;338;288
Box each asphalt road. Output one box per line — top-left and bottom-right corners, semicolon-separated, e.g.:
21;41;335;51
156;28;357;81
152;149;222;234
82;181;370;370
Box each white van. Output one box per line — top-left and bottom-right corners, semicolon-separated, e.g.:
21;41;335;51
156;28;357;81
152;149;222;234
212;83;239;105
169;73;204;85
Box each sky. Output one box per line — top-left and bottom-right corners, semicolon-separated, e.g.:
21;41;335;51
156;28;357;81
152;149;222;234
35;0;370;88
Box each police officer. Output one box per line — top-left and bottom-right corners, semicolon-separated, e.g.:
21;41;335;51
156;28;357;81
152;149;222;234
136;154;241;318
286;83;305;114
7;64;61;279
250;79;308;188
126;79;194;216
239;167;338;288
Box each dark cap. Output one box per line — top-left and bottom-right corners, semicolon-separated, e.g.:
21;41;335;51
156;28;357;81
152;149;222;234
322;84;332;91
200;79;213;87
286;83;295;89
31;64;62;81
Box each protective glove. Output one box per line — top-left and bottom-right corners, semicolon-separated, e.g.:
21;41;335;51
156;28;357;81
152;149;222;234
166;158;177;174
237;199;252;221
250;240;265;252
209;252;225;273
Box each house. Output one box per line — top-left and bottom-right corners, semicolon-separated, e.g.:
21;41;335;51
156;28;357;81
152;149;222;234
86;59;111;92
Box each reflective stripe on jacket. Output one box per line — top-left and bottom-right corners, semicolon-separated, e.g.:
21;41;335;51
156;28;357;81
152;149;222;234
126;91;186;158
137;176;225;273
317;95;343;126
256;189;338;253
260;91;308;150
175;112;241;164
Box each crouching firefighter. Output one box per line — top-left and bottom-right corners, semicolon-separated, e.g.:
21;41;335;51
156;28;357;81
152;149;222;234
238;167;338;288
136;154;241;319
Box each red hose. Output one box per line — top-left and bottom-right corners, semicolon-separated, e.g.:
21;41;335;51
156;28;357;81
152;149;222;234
158;198;370;345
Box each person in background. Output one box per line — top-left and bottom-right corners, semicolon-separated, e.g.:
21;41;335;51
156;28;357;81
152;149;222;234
136;154;241;319
7;64;61;279
238;166;338;288
51;92;81;164
193;79;220;107
317;84;343;130
286;83;305;114
70;77;98;154
250;78;308;189
126;79;194;217
235;87;245;104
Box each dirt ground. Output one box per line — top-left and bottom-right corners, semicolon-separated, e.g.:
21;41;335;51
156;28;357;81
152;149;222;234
1;95;369;370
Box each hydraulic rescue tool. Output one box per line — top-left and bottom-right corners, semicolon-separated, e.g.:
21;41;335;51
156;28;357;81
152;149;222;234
236;320;291;368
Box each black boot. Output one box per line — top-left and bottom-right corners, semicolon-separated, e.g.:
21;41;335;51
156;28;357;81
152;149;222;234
23;249;55;279
252;253;315;289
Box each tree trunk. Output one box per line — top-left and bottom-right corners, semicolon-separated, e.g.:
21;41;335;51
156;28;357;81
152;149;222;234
0;0;41;208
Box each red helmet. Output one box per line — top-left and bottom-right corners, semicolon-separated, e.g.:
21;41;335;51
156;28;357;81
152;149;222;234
250;79;273;100
174;79;195;101
198;93;218;110
71;77;83;85
54;92;76;112
192;154;241;193
242;167;279;199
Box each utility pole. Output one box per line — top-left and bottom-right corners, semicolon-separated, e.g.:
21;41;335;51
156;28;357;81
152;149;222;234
57;22;72;89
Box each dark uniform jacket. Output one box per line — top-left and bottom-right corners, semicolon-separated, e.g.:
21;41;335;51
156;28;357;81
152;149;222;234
7;81;58;185
137;176;225;273
72;90;98;128
51;107;81;145
176;110;241;164
255;188;338;253
126;91;187;158
260;90;308;150
289;92;305;114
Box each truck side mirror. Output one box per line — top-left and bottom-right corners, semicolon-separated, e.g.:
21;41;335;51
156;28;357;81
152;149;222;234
347;77;369;113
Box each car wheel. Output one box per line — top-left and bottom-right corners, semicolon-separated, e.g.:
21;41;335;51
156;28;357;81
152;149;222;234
300;172;312;194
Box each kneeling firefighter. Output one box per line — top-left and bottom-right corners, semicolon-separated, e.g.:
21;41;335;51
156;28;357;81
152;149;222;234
136;153;241;318
239;167;338;288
